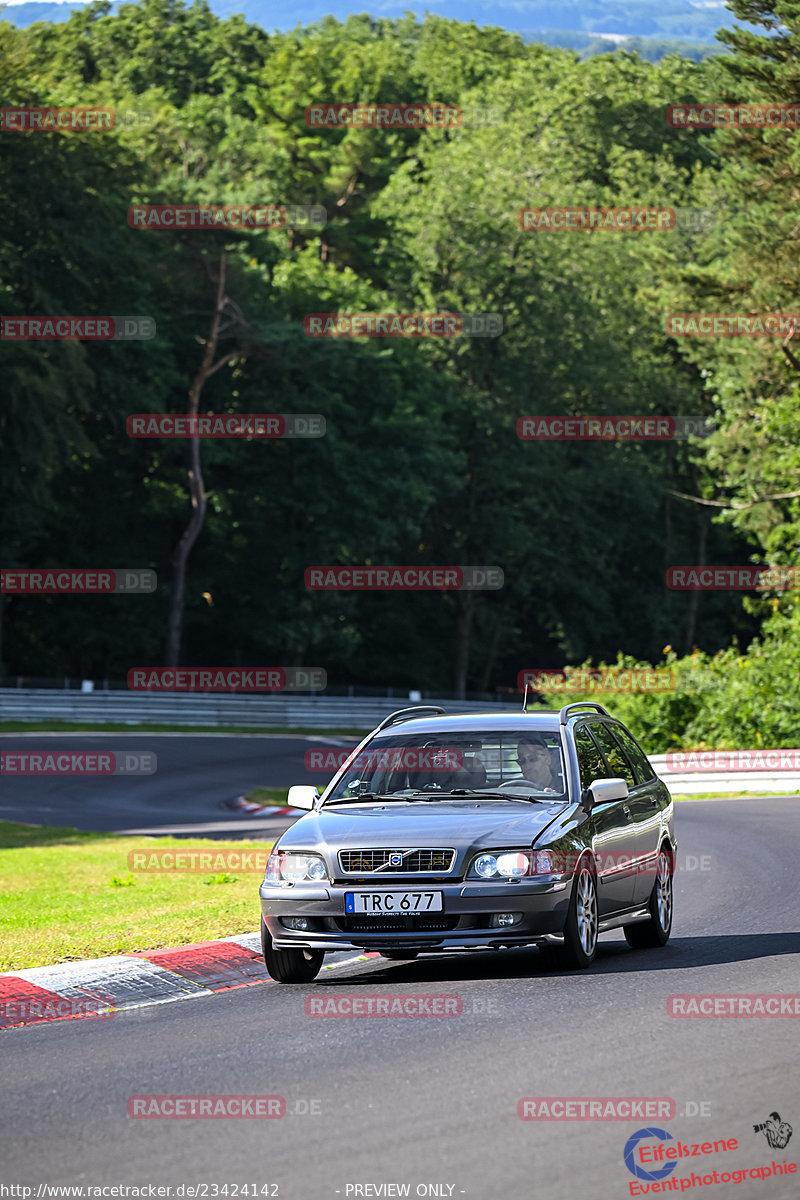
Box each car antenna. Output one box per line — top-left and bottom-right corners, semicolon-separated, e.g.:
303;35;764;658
522;681;529;712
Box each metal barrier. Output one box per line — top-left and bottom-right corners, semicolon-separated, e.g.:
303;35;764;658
649;753;800;795
1;690;797;792
0;688;522;730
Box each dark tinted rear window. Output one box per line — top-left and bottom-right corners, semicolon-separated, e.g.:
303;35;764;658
589;722;637;788
574;726;609;788
610;725;656;785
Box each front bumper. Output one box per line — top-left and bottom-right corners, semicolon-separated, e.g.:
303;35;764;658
259;876;572;952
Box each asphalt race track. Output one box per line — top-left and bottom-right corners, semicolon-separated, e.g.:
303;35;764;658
1;783;799;1198
0;733;352;838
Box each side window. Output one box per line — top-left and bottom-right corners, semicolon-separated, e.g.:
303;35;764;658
589;722;636;788
574;726;609;788
611;725;656;786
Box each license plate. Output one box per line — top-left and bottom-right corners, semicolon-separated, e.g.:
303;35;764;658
344;890;443;915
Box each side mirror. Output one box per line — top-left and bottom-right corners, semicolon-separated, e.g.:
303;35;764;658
287;785;320;811
589;777;629;805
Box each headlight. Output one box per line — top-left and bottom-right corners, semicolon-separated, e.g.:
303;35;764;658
265;851;329;885
469;850;564;878
473;853;500;878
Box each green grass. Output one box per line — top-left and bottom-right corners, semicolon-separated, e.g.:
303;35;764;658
671;790;800;801
0;821;274;972
241;787;297;807
0;721;366;736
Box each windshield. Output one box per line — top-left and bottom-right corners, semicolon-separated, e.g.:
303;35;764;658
325;730;566;802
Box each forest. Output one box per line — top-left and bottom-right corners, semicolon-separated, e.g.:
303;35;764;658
2;0;800;746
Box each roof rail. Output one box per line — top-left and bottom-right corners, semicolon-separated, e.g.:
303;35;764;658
374;705;446;732
559;702;610;725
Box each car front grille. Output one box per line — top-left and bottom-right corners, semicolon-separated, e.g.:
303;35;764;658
339;848;455;874
335;915;459;934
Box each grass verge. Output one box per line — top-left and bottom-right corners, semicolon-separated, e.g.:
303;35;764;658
0;821;274;972
243;787;309;807
671;790;800;801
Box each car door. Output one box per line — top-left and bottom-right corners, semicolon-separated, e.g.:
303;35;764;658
574;723;636;914
607;723;667;905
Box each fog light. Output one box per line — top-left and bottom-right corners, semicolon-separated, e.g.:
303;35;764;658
283;917;311;931
491;912;522;927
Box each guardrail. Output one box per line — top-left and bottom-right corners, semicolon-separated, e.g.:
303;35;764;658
649;753;800;795
1;690;797;792
0;688;522;730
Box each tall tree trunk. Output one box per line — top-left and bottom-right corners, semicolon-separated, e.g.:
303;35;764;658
683;508;709;654
477;592;510;693
165;254;242;668
454;592;475;699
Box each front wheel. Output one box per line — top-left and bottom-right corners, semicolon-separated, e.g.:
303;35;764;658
261;919;324;983
556;860;598;969
624;848;673;949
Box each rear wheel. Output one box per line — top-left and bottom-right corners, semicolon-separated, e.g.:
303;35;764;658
624;848;673;949
555;859;598;969
261;919;324;983
378;951;419;960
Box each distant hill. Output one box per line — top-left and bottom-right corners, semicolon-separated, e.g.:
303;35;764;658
1;0;743;58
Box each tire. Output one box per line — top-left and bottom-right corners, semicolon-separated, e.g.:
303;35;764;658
261;918;324;983
624;847;673;949
378;951;420;960
556;859;598;969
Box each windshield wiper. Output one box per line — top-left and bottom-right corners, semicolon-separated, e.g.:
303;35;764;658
324;792;413;805
435;788;563;803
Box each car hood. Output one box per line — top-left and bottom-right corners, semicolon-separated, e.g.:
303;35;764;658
276;799;569;857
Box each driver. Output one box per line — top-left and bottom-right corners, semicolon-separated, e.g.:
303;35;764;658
516;736;561;792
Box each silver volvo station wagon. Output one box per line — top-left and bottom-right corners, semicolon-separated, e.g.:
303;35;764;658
258;702;676;982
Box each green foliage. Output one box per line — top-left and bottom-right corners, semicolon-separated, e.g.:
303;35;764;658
1;0;794;715
556;597;800;752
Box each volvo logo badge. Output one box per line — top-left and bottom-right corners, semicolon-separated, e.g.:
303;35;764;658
389;853;403;866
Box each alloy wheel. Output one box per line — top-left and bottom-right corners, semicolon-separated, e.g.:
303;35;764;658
576;868;598;956
656;851;673;930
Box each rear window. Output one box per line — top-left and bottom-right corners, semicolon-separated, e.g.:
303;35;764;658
574;726;609;789
610;725;656;785
589;722;636;788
